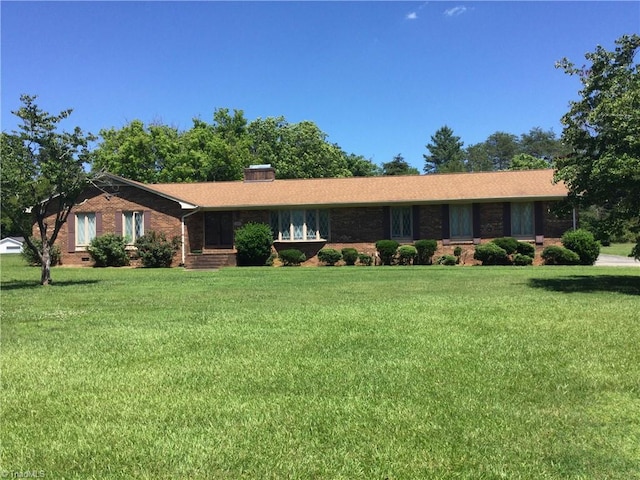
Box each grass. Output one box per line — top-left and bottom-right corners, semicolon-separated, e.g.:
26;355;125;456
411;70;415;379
600;243;636;257
1;254;639;479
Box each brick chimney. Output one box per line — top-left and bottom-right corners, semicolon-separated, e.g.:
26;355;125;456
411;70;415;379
244;164;276;182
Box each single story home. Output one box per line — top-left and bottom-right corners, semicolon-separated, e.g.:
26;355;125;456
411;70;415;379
44;167;574;268
0;236;24;255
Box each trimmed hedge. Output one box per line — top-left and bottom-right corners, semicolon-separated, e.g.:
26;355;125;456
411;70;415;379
437;255;457;266
516;241;535;257
341;247;359;266
541;245;581;265
398;245;418;265
474;242;510;265
561;229;600;266
513;253;533;266
414;239;438;265
358;253;373;266
279;249;306;266
375;240;399;265
318;248;342;266
235;222;274;266
492;237;519;255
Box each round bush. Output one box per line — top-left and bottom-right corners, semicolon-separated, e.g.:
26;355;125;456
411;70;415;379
398;245;418;265
437;254;457;266
88;234;129;267
491;237;519;255
516;241;535;257
513;253;533;266
414;239;438;265
235;222;274;266
341;247;359;266
474;242;510;265
541;245;581;265
318;248;342;266
453;246;463;257
135;231;181;267
375;239;399;265
561;228;600;265
21;238;61;266
278;249;306;266
358;253;373;266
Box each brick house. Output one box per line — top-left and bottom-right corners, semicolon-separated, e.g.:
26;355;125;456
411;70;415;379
51;167;574;268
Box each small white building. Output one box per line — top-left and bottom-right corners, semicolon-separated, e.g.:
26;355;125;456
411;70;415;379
0;237;24;254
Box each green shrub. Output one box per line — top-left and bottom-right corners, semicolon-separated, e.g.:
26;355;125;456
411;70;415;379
235;222;274;266
437;254;457;266
278;249;305;266
318;248;342;266
414;239;438;265
341;247;359;266
358;253;373;266
516;241;535;257
474;243;510;265
134;231;181;268
453;246;463;257
513;253;533;266
561;228;600;266
88;234;129;267
397;245;418;265
632;239;640;261
541;245;581;265
492;237;519;255
21;238;61;266
375;240;399;265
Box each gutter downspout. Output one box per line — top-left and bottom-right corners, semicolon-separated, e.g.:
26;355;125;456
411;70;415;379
572;207;577;230
181;207;201;265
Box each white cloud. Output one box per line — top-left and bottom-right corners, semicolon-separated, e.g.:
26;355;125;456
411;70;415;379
444;6;467;17
406;12;418;20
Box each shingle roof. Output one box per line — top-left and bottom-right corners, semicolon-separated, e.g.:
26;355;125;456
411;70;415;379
122;169;567;210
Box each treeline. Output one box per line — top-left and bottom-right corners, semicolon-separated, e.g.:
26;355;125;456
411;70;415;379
92;109;379;183
91;108;568;183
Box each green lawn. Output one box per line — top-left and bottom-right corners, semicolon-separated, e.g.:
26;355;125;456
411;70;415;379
1;255;639;479
600;243;636;257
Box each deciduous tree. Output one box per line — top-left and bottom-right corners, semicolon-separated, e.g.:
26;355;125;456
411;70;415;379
1;95;94;284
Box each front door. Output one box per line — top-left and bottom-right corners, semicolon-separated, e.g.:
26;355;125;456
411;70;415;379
204;212;234;248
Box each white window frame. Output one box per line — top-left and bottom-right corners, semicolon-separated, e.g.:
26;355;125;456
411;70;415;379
271;209;329;241
511;202;535;239
450;204;472;240
76;213;96;247
123;211;145;245
390;206;413;240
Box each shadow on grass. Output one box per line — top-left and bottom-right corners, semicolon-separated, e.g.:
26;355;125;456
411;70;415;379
1;279;100;291
528;275;640;296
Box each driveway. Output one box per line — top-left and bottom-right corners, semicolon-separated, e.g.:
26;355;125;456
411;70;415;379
595;254;640;267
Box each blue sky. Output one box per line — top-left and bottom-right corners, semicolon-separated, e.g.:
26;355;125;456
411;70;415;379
2;1;638;172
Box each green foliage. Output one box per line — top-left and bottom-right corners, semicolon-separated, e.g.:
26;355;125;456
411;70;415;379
375;240;399;265
382;154;419;176
453;246;463;257
516;241;535;257
234;222;274;266
358;253;373;266
340;247;359;266
513;254;533;266
1;95;94;285
561;229;600;266
414;239;438;265
134;231;181;268
541;246;581;265
474;243;510;265
278;249;306;266
555;35;640;241
397;245;418;265
424;125;465;173
632;241;640;261
510;153;550;171
317;248;342;266
492;237;519;255
21;238;60;267
88;234;129;267
437;254;458;266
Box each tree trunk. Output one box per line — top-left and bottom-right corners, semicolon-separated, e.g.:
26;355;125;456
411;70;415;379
40;242;52;285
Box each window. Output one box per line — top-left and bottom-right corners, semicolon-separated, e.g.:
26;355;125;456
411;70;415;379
450;204;472;239
391;206;412;239
270;209;329;241
511;202;534;238
123;211;145;244
76;213;96;246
